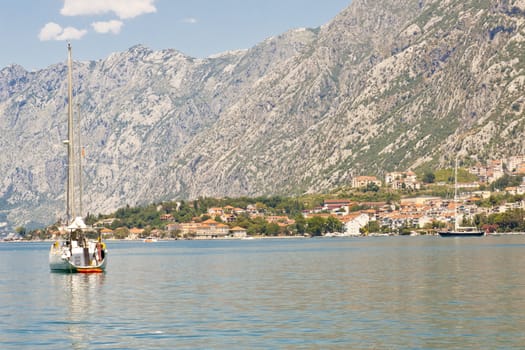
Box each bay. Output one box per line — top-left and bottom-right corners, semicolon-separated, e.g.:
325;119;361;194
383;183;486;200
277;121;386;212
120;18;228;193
1;236;525;349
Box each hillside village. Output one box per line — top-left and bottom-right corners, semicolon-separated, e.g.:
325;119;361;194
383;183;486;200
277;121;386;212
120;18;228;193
5;156;525;241
52;157;525;240
4;0;525;242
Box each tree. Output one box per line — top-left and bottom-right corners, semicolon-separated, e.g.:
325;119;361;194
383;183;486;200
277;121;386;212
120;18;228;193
265;223;280;236
423;221;440;230
85;213;97;225
247;217;267;235
113;227;129;239
294;214;306;235
15;226;26;237
306;216;325;236
399;226;412;235
493;209;524;231
200;215;211;222
475;209;525;232
110;219;123;230
423;171;436;184
255;202;268;213
364;182;380;192
491;174;522;191
325;216;344;233
366;220;381;234
473;213;488;227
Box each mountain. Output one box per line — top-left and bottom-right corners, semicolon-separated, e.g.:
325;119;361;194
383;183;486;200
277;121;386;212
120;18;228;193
1;0;525;229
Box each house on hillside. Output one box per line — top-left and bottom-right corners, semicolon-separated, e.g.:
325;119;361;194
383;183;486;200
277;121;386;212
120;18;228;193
207;207;224;217
381;213;419;230
160;213;174;221
166;223;181;233
233;207;246;215
506;156;525;173
385;171;420;190
100;227;114;237
505;186;519;195
515;163;525;175
266;216;295;225
129;227;144;239
322;199;351;214
352;176;382;189
416;215;433;229
94;218;116;227
520;178;525;194
223;205;235;213
221;213;237;223
469;160;505;183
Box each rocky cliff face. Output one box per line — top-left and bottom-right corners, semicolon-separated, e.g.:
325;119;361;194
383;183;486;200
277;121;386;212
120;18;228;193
1;0;525;229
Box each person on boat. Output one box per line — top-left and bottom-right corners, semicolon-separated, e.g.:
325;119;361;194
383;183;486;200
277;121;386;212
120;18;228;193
96;241;103;262
100;242;106;260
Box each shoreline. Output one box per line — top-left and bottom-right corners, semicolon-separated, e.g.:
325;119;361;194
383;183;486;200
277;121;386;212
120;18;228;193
3;231;525;243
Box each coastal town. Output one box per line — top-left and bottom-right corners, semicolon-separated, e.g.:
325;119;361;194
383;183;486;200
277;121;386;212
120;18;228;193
3;156;525;241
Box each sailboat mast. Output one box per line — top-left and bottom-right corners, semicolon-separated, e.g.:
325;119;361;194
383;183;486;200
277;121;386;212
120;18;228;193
67;43;76;222
77;104;83;218
454;156;459;231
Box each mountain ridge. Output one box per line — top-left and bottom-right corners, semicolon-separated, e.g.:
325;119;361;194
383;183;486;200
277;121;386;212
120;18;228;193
1;0;525;229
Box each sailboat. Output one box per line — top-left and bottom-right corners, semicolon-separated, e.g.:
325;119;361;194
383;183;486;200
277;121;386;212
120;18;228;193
49;44;108;273
438;157;484;237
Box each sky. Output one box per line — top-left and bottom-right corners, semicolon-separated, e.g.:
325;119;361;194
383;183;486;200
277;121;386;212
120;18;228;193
0;0;351;71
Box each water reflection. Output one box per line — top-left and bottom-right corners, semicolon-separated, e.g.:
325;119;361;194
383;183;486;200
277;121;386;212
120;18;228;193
49;273;106;349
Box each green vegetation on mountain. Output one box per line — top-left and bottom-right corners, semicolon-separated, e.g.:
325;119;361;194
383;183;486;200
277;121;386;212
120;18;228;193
433;168;479;183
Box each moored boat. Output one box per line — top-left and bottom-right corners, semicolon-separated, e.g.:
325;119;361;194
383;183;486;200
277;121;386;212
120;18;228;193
438;157;484;238
438;228;485;237
49;217;108;273
49;44;108;273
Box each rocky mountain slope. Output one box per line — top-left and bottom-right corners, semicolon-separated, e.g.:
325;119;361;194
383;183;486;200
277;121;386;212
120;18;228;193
1;0;525;229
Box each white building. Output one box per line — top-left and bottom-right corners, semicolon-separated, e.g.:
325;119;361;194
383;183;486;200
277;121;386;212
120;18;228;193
385;171;420;190
342;213;369;236
230;226;247;238
352;176;382;189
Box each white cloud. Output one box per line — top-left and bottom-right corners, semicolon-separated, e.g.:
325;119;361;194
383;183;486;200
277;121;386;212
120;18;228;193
181;17;198;24
38;22;62;41
92;20;124;34
38;22;87;41
61;0;157;19
59;27;88;40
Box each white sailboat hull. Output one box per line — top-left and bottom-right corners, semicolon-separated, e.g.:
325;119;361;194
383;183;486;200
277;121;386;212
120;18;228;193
49;240;107;273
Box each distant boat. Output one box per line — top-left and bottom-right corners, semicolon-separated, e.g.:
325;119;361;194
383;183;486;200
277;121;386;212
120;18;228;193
143;237;158;243
49;44;108;273
438;157;484;237
438;228;484;237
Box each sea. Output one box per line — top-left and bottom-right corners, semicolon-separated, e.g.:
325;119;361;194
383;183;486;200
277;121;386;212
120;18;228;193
1;236;525;349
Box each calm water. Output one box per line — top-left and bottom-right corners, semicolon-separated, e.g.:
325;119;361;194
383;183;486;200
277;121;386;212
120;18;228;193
1;236;525;349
